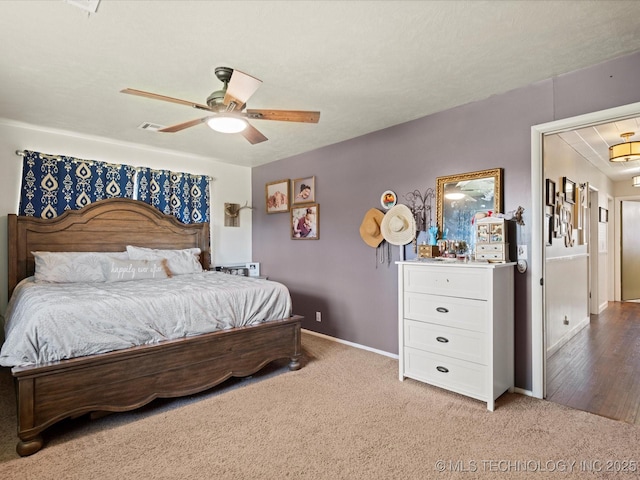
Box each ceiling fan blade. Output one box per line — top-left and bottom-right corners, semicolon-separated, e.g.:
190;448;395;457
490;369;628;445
121;88;214;111
159;117;208;133
245;109;320;123
223;70;262;111
240;123;268;144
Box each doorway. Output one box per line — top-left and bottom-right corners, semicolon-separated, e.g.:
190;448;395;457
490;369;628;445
531;101;640;400
621;200;640;301
537;117;640;423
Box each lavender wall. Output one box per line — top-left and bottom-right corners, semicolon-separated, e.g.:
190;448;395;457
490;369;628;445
253;51;640;390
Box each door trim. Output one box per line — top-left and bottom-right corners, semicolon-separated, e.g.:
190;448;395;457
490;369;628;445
530;101;640;399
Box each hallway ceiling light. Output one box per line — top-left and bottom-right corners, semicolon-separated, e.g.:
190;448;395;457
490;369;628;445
633;175;640;187
609;132;640;162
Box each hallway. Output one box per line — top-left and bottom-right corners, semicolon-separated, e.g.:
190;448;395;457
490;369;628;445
546;301;640;424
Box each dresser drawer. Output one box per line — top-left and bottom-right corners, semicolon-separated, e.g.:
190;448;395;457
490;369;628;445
476;244;504;253
404;347;487;398
404;265;488;300
404;292;487;332
404;319;488;365
476;252;506;261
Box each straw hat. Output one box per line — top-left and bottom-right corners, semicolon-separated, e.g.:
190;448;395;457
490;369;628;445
359;208;385;248
381;204;416;245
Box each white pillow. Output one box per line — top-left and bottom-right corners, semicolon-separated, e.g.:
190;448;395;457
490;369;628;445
126;246;203;275
32;251;129;283
105;258;172;282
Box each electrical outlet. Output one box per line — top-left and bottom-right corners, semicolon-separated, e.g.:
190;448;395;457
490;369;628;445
517;244;528;260
316;311;321;322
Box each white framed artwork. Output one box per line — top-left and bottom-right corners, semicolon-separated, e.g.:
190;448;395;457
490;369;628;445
246;262;260;277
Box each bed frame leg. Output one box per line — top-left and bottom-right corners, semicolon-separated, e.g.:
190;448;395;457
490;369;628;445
288;355;301;371
17;434;43;457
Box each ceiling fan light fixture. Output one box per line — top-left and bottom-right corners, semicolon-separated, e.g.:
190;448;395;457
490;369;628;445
206;116;248;134
609;132;640;162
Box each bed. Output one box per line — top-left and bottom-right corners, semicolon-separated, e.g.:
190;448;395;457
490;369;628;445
3;198;302;456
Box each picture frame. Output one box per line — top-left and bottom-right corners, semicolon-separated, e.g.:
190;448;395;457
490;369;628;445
291;203;319;240
599;207;608;223
562;177;576;204
545;214;553;246
292;176;315;205
545;179;556;207
380;190;397;210
246;262;260;277
265;179;290;214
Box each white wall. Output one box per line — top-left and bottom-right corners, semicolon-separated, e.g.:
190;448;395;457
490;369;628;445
0;119;253;316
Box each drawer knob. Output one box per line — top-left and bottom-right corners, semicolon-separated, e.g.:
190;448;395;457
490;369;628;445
436;336;449;343
436;366;449;373
436;307;449;313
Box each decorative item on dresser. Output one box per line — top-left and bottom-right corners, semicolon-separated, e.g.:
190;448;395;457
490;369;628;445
397;260;515;411
474;217;509;262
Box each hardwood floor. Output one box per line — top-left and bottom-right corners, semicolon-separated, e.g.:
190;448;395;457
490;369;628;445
546;301;640;425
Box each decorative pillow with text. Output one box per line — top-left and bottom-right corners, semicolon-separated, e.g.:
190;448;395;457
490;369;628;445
126;246;203;275
105;258;172;282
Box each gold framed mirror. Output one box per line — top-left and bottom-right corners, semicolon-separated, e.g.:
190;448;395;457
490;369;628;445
436;168;503;246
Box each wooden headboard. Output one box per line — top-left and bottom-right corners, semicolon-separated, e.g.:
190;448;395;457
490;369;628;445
8;198;211;297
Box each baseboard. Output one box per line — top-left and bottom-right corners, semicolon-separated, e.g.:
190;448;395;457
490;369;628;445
513;387;535;397
302;329;398;359
546;316;590;357
302;329;535;397
598;301;608;313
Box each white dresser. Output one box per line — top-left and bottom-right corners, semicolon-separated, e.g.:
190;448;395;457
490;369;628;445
397;260;515;410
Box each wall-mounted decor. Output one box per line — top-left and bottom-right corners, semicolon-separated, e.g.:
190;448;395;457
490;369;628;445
562;177;576;204
380;190;397;210
292;176;315;205
291;203;319;239
545;214;553;246
545;179;556;206
599;207;608;223
265;179;290;214
436;168;502;248
224;201;253;227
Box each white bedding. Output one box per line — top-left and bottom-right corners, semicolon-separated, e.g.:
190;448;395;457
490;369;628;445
0;272;292;367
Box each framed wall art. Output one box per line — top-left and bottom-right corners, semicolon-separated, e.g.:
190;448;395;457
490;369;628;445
599;207;608;223
265;179;290;214
292;176;315;205
562;177;576;204
380;190;397;210
545;179;556;207
291;203;319;240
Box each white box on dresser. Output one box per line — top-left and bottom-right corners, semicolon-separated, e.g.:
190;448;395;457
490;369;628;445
397;260;515;411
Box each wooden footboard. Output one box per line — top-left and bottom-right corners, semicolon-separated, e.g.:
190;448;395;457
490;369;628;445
12;315;302;456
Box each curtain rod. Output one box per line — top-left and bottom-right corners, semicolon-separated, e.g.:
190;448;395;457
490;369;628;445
14;149;212;181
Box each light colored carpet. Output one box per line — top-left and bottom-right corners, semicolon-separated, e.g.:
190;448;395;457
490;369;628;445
1;332;638;479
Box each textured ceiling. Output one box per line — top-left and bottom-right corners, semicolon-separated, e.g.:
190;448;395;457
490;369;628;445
2;1;640;171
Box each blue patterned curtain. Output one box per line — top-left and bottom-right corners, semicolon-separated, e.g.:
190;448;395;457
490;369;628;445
19;150;136;219
136;168;210;224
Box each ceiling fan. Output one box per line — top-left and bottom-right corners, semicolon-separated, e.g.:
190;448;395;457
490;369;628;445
121;66;320;144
